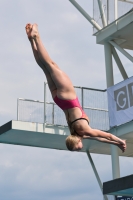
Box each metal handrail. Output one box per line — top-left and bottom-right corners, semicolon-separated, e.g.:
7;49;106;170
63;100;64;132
18;98;44;103
74;86;106;92
84;106;108;112
17;99;108;111
17;85;109;130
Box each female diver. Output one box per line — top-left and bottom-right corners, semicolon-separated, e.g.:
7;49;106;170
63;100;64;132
25;23;126;152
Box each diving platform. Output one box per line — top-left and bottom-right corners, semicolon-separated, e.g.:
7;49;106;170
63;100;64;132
0;120;133;156
103;174;133;197
95;9;133;50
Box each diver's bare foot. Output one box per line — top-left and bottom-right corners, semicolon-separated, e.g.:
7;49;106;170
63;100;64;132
25;23;39;40
25;23;32;40
30;23;39;40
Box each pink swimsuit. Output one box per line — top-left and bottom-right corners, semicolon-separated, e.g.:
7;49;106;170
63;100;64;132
54;96;89;125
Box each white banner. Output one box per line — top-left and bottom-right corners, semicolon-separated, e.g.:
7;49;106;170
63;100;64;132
107;77;133;127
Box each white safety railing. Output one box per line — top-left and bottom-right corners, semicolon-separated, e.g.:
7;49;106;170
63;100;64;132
17;85;109;131
93;0;133;33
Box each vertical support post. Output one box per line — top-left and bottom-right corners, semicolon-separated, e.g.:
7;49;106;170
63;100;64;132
52;103;54;124
43;82;47;132
111;143;120;179
81;87;84;109
86;151;108;200
114;0;118;20
97;0;107;27
104;42;114;87
107;0;109;24
36;123;38;132
104;42;120;184
17;98;19;121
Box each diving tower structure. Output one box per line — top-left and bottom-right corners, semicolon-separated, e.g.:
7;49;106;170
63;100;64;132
1;0;133;200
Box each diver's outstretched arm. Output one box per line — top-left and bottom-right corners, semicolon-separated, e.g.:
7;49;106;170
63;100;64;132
75;121;126;152
78;121;125;145
83;135;126;152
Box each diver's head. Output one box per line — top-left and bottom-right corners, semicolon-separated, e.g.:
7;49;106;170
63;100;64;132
66;135;83;151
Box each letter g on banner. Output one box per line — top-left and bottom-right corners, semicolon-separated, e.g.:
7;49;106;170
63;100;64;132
114;86;129;111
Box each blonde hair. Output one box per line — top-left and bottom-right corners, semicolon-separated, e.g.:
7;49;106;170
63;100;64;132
65;135;79;151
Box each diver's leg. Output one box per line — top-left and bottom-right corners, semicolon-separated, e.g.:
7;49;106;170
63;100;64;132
27;23;76;99
25;24;57;96
30;39;57;94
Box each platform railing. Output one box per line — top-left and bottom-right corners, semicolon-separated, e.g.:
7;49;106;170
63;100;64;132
17;86;109;131
93;0;133;33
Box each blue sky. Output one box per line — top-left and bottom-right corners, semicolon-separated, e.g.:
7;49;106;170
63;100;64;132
0;0;133;199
